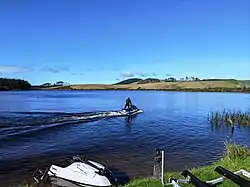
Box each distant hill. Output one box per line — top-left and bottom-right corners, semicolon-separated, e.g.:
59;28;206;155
202;78;239;83
114;78;162;85
240;80;250;87
40;79;250;93
36;76;250;93
115;78;250;87
138;78;161;84
114;78;142;85
202;79;250;87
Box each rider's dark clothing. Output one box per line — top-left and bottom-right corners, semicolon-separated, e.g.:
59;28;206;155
124;97;132;109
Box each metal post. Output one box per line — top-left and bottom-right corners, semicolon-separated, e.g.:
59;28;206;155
161;150;165;185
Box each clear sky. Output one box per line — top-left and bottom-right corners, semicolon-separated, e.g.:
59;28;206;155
0;0;249;85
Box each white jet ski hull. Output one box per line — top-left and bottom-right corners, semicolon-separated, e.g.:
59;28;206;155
107;109;143;117
48;163;111;187
74;108;143;120
33;157;118;187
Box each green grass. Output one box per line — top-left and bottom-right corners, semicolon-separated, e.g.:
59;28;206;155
124;142;250;187
11;182;34;187
16;143;250;187
240;80;250;87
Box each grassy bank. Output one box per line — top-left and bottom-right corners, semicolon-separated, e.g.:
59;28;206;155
16;143;250;187
124;142;250;187
37;80;250;93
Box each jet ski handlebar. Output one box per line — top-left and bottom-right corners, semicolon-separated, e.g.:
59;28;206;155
72;155;118;186
73;155;105;171
72;155;86;162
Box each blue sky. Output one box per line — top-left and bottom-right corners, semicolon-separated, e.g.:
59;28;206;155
0;0;249;85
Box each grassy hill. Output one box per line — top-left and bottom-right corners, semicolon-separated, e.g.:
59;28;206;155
114;78;142;85
38;78;250;93
240;80;250;87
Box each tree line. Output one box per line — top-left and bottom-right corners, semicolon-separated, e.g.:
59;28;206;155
165;76;200;82
116;76;202;85
0;78;31;90
139;76;201;83
40;81;69;87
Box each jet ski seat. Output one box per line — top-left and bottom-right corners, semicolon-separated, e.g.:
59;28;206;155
125;105;139;111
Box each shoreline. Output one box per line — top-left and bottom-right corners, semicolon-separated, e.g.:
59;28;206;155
1;80;250;93
35;87;250;93
2;87;250;93
17;143;250;187
125;144;250;187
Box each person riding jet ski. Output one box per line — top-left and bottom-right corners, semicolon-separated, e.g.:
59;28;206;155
124;97;133;110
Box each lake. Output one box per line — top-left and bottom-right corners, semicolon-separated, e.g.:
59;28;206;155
0;90;250;187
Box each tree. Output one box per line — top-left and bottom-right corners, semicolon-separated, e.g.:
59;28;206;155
195;77;200;81
0;78;31;90
55;81;64;86
165;77;176;82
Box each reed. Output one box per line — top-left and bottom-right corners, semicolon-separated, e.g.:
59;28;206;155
224;141;250;160
208;109;250;126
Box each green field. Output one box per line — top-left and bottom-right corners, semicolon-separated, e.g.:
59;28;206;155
38;79;250;93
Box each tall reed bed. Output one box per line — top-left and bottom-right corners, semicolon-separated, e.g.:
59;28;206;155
208;109;250;126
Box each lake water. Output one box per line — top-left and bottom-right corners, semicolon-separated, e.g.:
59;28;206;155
0;90;250;187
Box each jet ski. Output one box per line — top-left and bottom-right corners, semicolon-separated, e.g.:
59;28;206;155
33;155;118;187
108;105;143;117
73;105;143;120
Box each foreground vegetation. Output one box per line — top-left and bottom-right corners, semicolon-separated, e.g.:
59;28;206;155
16;143;250;187
125;143;250;187
208;109;250;126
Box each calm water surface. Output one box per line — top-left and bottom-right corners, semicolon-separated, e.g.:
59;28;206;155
0;90;250;186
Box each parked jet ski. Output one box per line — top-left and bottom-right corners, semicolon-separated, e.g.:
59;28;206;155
33;155;118;187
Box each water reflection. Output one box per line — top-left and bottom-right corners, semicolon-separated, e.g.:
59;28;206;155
210;121;250;145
